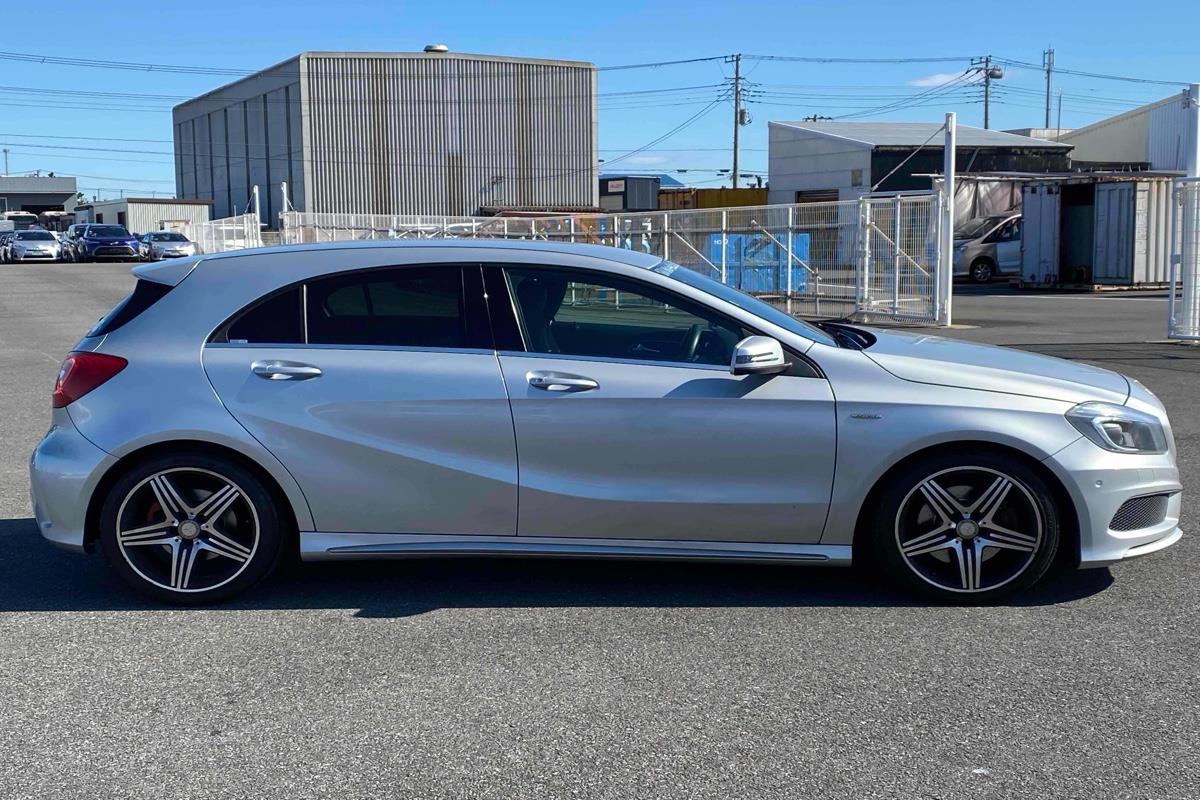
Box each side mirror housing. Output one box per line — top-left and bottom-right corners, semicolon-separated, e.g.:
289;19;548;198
730;335;789;376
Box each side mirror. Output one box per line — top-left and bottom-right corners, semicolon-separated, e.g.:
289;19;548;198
730;335;789;376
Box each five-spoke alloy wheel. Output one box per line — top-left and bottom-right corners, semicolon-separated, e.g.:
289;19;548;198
99;453;283;604
871;452;1060;602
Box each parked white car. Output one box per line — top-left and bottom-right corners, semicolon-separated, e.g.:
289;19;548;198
6;229;62;263
138;231;197;261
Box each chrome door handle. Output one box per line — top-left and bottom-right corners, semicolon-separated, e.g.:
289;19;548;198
526;370;599;392
251;360;323;380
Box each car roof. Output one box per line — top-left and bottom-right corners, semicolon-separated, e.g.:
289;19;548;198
198;238;665;268
134;239;666;287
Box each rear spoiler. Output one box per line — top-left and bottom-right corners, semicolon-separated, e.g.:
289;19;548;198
131;257;202;287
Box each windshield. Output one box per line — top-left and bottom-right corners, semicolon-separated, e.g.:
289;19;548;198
16;231;55;240
87;225;130;237
652;261;837;347
151;232;188;242
955;216;1008;240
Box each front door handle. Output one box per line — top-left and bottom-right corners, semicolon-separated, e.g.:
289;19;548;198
251;360;323;381
526;370;599;392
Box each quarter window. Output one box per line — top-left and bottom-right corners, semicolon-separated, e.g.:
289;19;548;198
505;267;746;367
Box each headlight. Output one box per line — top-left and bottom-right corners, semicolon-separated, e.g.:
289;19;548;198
1066;402;1168;454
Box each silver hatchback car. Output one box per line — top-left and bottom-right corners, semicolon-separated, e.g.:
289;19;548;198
30;241;1182;604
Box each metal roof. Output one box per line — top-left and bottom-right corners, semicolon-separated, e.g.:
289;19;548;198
770;121;1072;150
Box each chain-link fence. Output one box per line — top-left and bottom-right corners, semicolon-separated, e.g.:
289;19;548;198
1170;178;1200;341
280;193;945;324
184;214;264;254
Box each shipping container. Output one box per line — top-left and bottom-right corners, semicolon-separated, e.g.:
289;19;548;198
1020;175;1173;286
657;187;769;210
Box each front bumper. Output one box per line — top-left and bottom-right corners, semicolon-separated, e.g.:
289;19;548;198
85;244;138;259
1045;436;1183;567
11;250;59;261
29;409;116;553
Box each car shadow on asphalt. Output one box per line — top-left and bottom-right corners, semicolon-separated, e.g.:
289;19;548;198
0;517;1114;616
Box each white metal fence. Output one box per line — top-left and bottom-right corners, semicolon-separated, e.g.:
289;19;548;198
1170;178;1200;341
279;193;947;324
183;214;264;254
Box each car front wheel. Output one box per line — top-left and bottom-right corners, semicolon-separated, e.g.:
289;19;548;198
870;451;1061;603
970;258;995;283
98;453;284;604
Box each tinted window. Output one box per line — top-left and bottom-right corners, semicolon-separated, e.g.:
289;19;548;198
506;267;746;367
151;232;188;242
16;231;55;241
87;226;129;237
226;287;304;344
306;267;466;348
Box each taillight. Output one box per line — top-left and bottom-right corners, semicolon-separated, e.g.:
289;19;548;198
52;352;127;408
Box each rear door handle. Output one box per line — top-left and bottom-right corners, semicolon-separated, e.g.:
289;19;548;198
251;360;323;380
526;370;599;392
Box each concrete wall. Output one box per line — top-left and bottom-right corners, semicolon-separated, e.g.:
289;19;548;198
767;122;871;204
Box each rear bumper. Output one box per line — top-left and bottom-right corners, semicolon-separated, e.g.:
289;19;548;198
1044;437;1184;568
29;410;116;553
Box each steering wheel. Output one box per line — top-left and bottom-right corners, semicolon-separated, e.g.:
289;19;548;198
682;323;704;362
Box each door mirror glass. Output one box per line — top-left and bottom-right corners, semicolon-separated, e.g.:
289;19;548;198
731;336;789;376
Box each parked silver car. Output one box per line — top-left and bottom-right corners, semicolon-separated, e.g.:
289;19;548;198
138;231;196;261
6;229;62;262
953;214;1021;282
30;241;1182;604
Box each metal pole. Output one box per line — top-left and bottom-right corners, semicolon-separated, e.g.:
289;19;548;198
1043;48;1055;128
893;196;902;314
720;210;728;284
983;55;992;130
2;148;7;175
1187;83;1200;178
786;206;794;314
251;185;261;226
1056;90;1063;138
731;53;741;190
940;112;957;326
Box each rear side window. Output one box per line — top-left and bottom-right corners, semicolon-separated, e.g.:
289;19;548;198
88;280;173;337
226;287;304;344
306;268;466;348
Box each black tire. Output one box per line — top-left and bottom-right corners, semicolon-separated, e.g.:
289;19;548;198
98;451;284;605
970;258;995;283
869;450;1060;604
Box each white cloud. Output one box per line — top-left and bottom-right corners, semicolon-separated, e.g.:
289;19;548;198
620;154;670;167
908;72;962;87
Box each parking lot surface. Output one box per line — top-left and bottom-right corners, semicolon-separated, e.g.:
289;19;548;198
1;263;1196;799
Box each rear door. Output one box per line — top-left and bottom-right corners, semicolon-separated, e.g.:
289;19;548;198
203;264;518;536
993;218;1021;273
488;264;836;544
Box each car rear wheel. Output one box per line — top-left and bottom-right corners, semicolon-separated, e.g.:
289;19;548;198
970;258;995;283
870;451;1060;603
98;453;284;604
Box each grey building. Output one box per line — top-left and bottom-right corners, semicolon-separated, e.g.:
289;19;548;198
74;197;212;233
767;122;1073;204
173;50;598;225
0;175;78;214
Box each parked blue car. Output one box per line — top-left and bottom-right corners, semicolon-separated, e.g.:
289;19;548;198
75;225;140;262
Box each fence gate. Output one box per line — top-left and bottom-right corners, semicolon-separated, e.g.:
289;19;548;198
277;193;949;326
1170;177;1200;341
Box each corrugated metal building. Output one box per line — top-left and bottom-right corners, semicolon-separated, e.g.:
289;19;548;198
1057;88;1198;171
767;122;1072;204
173;50;598;224
74;198;212;233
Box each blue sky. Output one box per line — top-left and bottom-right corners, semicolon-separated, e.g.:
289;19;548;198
3;0;1197;199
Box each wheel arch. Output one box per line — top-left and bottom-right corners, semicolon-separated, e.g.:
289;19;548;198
850;440;1080;568
83;439;302;555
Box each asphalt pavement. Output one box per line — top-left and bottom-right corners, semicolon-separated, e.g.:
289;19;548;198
0;263;1196;799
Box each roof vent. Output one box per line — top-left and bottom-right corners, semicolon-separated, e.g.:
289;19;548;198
423;44;449;53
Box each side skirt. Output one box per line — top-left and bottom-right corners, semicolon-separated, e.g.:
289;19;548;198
300;532;853;566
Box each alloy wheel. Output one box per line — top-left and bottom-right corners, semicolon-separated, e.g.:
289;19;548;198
894;466;1043;594
115;467;260;593
971;261;994;282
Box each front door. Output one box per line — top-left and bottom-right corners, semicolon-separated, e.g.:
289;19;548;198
203;264;518;536
492;265;836;544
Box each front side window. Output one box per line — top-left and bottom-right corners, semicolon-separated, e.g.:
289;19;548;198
505;267;746;367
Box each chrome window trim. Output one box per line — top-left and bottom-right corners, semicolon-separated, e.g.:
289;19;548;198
206;342;497;357
496;349;730;373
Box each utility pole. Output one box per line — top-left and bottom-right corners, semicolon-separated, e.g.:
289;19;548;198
1056;89;1063;137
1043;47;1055;128
1;148;8;176
731;53;742;190
983;55;992;129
